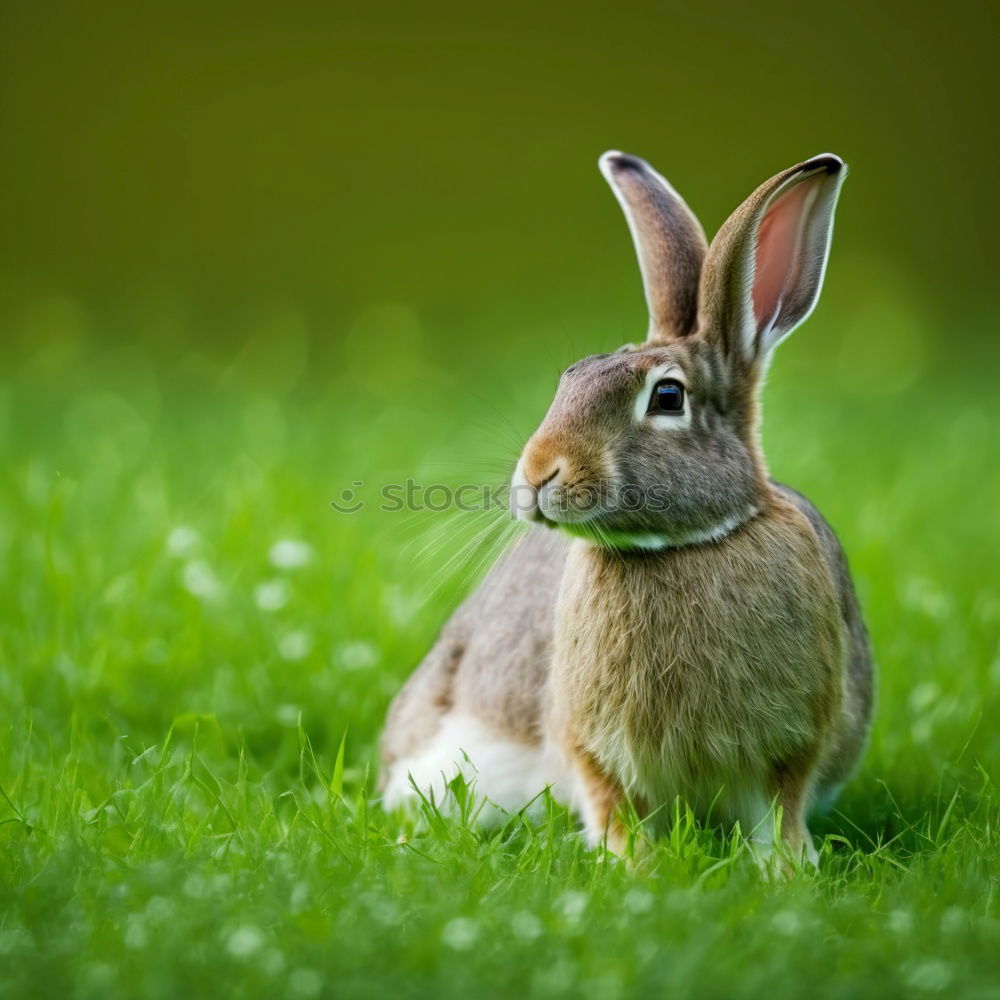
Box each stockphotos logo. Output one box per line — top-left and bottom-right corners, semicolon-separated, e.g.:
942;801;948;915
330;480;675;516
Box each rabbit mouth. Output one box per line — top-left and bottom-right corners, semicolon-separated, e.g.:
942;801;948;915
526;507;667;551
510;475;609;526
527;504;596;530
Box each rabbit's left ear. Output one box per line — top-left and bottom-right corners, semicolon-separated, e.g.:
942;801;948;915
600;151;708;343
698;154;847;364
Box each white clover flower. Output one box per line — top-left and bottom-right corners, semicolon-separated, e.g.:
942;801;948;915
909;683;940;712
226;925;265;958
183;874;207;899
166;525;200;558
269;539;314;569
771;910;801;935
623;888;654;915
441;917;480;951
289;882;310;911
144;896;175;922
511;911;543;941
279;630;312;661
905;960;952;993
556;890;588;924
335;639;380;671
275;704;300;728
383;585;420;626
182;560;222;601
124;917;148;949
940;907;968;935
254;578;290;612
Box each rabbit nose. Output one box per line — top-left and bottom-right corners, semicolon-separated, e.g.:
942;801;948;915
535;466;561;489
522;453;563;490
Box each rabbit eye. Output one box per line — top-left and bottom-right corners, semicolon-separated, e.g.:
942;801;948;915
650;379;685;413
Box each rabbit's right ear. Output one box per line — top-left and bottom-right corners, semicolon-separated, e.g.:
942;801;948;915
599;152;708;343
697;155;846;366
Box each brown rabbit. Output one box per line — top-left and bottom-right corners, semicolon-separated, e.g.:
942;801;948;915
380;150;874;866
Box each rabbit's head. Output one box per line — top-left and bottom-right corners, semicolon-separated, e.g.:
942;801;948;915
511;151;846;549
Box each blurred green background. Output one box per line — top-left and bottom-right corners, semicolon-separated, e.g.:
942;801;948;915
1;0;996;349
2;3;999;998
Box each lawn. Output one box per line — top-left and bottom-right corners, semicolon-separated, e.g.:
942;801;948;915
1;307;999;999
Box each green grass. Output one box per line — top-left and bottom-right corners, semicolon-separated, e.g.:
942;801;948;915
2;316;999;999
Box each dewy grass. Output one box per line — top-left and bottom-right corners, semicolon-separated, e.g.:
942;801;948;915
1;329;999;999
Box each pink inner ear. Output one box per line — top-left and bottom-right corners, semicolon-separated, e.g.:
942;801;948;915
751;179;816;333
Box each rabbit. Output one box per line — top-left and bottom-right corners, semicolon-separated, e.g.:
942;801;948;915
380;149;874;866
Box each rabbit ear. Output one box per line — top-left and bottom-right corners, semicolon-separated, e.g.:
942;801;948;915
698;154;846;364
599;151;708;342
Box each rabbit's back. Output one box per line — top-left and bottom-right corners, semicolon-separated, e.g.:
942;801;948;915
379;527;567;810
773;483;875;801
